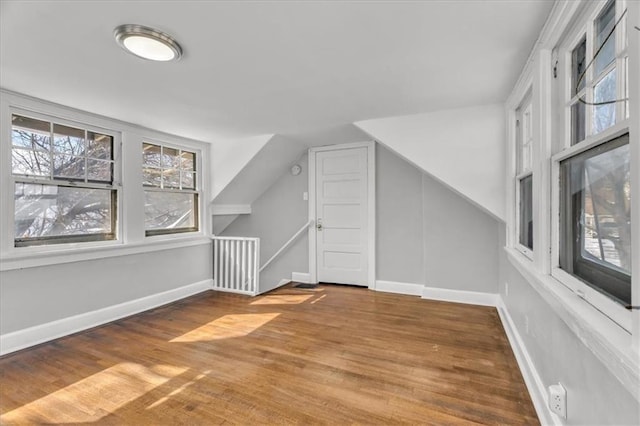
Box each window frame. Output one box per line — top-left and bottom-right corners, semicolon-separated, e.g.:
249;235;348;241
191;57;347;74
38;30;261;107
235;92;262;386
551;123;631;330
7;108;122;249
515;92;535;258
0;91;211;272
142;141;201;237
551;0;632;331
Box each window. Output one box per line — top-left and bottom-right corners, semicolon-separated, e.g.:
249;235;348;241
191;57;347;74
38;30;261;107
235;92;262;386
557;0;632;313
560;133;631;306
569;0;628;145
516;96;533;252
142;142;199;236
11;114;117;247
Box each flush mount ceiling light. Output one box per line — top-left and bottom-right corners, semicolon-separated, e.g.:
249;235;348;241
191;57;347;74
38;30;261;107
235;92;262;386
114;24;182;62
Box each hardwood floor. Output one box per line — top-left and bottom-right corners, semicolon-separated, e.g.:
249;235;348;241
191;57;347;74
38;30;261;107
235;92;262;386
0;284;539;425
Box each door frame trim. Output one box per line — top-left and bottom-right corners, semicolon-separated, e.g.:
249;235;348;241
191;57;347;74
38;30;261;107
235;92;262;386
308;141;376;289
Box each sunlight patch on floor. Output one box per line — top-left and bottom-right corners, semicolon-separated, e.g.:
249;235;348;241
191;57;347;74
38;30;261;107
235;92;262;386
170;313;281;342
146;369;211;410
0;363;187;424
250;294;313;305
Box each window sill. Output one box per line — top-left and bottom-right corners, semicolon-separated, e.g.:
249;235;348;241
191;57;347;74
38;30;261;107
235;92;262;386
0;235;212;272
504;247;639;400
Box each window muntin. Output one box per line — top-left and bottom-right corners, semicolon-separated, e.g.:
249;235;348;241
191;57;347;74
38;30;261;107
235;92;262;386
11;114;117;247
143;142;199;236
559;133;631;306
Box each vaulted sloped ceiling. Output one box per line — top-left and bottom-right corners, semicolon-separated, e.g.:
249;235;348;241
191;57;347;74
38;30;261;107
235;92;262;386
1;1;554;142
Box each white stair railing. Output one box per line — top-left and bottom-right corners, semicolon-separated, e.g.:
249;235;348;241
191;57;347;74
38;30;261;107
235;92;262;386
212;220;313;296
212;236;260;295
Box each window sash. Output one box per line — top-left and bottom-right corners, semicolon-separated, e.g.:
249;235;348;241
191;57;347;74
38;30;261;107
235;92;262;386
518;173;534;252
558;133;631;306
11;114;115;184
142;142;200;236
14;181;118;247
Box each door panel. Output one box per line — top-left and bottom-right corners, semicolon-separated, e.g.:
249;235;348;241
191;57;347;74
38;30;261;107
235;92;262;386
316;147;368;286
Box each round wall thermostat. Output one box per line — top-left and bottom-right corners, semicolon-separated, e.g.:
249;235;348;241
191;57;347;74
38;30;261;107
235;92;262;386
291;164;302;176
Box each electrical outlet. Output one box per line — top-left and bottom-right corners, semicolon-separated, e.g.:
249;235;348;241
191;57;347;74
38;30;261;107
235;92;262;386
548;383;567;419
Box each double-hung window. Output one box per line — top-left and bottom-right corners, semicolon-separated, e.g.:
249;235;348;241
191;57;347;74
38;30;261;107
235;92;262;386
516;94;534;254
556;0;631;319
11;114;117;247
142;142;199;236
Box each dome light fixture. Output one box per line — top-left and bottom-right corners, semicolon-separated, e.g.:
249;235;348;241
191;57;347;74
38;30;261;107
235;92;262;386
114;24;182;62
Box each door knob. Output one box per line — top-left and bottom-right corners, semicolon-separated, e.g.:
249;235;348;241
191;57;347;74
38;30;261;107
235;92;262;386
317;218;323;231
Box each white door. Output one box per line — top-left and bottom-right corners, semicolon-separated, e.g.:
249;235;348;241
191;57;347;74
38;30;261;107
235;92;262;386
315;147;368;286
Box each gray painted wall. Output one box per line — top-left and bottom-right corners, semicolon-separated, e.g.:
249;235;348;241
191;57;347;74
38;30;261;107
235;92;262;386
499;256;639;423
222;144;500;296
422;172;499;293
377;144;499;293
0;244;212;334
376;144;424;284
221;154;309;293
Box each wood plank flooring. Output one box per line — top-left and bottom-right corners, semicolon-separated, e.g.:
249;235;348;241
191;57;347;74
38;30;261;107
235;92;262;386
0;284;539;425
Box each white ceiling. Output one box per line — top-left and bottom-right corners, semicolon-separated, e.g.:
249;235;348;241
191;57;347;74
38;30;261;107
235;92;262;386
0;1;553;142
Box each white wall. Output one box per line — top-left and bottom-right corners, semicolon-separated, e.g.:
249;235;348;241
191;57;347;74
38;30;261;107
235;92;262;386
211;134;273;200
355;103;506;221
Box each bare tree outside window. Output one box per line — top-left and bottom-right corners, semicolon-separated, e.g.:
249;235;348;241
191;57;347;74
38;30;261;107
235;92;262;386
11;114;116;246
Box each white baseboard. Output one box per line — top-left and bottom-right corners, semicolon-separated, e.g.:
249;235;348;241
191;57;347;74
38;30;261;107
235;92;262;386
421;286;499;307
291;272;312;283
375;280;423;296
0;279;213;356
496;297;560;426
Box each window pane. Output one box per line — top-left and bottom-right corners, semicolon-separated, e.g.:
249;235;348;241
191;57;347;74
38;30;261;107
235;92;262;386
181;151;195;171
571;102;586;145
582;144;631;272
572;37;586;95
11;115;51;150
560;133;630;305
12;148;51;176
87;132;113;160
87;159;112;182
594;0;616;76
144;191;197;232
519;175;533;250
15;183;115;243
181;172;196;190
143;143;162;167
142;167;162;187
593;69;616;134
53;123;86;156
162;168;180;189
53;155;86;180
162;147;180;168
